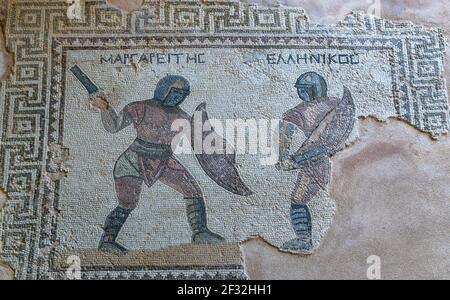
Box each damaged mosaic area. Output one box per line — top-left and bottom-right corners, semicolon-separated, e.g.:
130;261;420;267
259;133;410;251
0;0;448;279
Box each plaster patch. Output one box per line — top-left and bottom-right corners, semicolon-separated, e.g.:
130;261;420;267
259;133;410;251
242;117;450;279
106;0;144;13
0;188;7;210
0;262;15;280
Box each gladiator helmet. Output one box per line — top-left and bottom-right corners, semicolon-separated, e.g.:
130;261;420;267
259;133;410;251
154;75;191;107
295;72;327;102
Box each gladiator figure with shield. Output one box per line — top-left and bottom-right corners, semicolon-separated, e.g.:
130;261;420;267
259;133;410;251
278;72;356;252
70;66;253;255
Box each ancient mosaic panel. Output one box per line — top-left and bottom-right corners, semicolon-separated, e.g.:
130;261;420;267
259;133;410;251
0;0;448;279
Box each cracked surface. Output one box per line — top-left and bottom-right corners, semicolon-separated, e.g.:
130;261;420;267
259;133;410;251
0;188;6;210
242;117;450;279
0;29;12;80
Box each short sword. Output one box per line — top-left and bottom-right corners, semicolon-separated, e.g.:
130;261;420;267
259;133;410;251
70;64;99;95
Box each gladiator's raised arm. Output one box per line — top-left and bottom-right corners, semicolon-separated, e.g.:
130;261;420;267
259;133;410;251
101;106;133;134
90;94;133;133
293;87;356;161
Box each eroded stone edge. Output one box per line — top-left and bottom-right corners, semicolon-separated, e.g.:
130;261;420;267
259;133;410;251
239;116;449;278
0;25;13;81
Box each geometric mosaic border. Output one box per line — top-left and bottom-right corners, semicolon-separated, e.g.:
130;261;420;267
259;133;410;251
0;0;448;279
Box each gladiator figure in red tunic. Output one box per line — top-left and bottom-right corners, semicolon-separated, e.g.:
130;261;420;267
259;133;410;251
70;69;253;256
278;72;355;252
